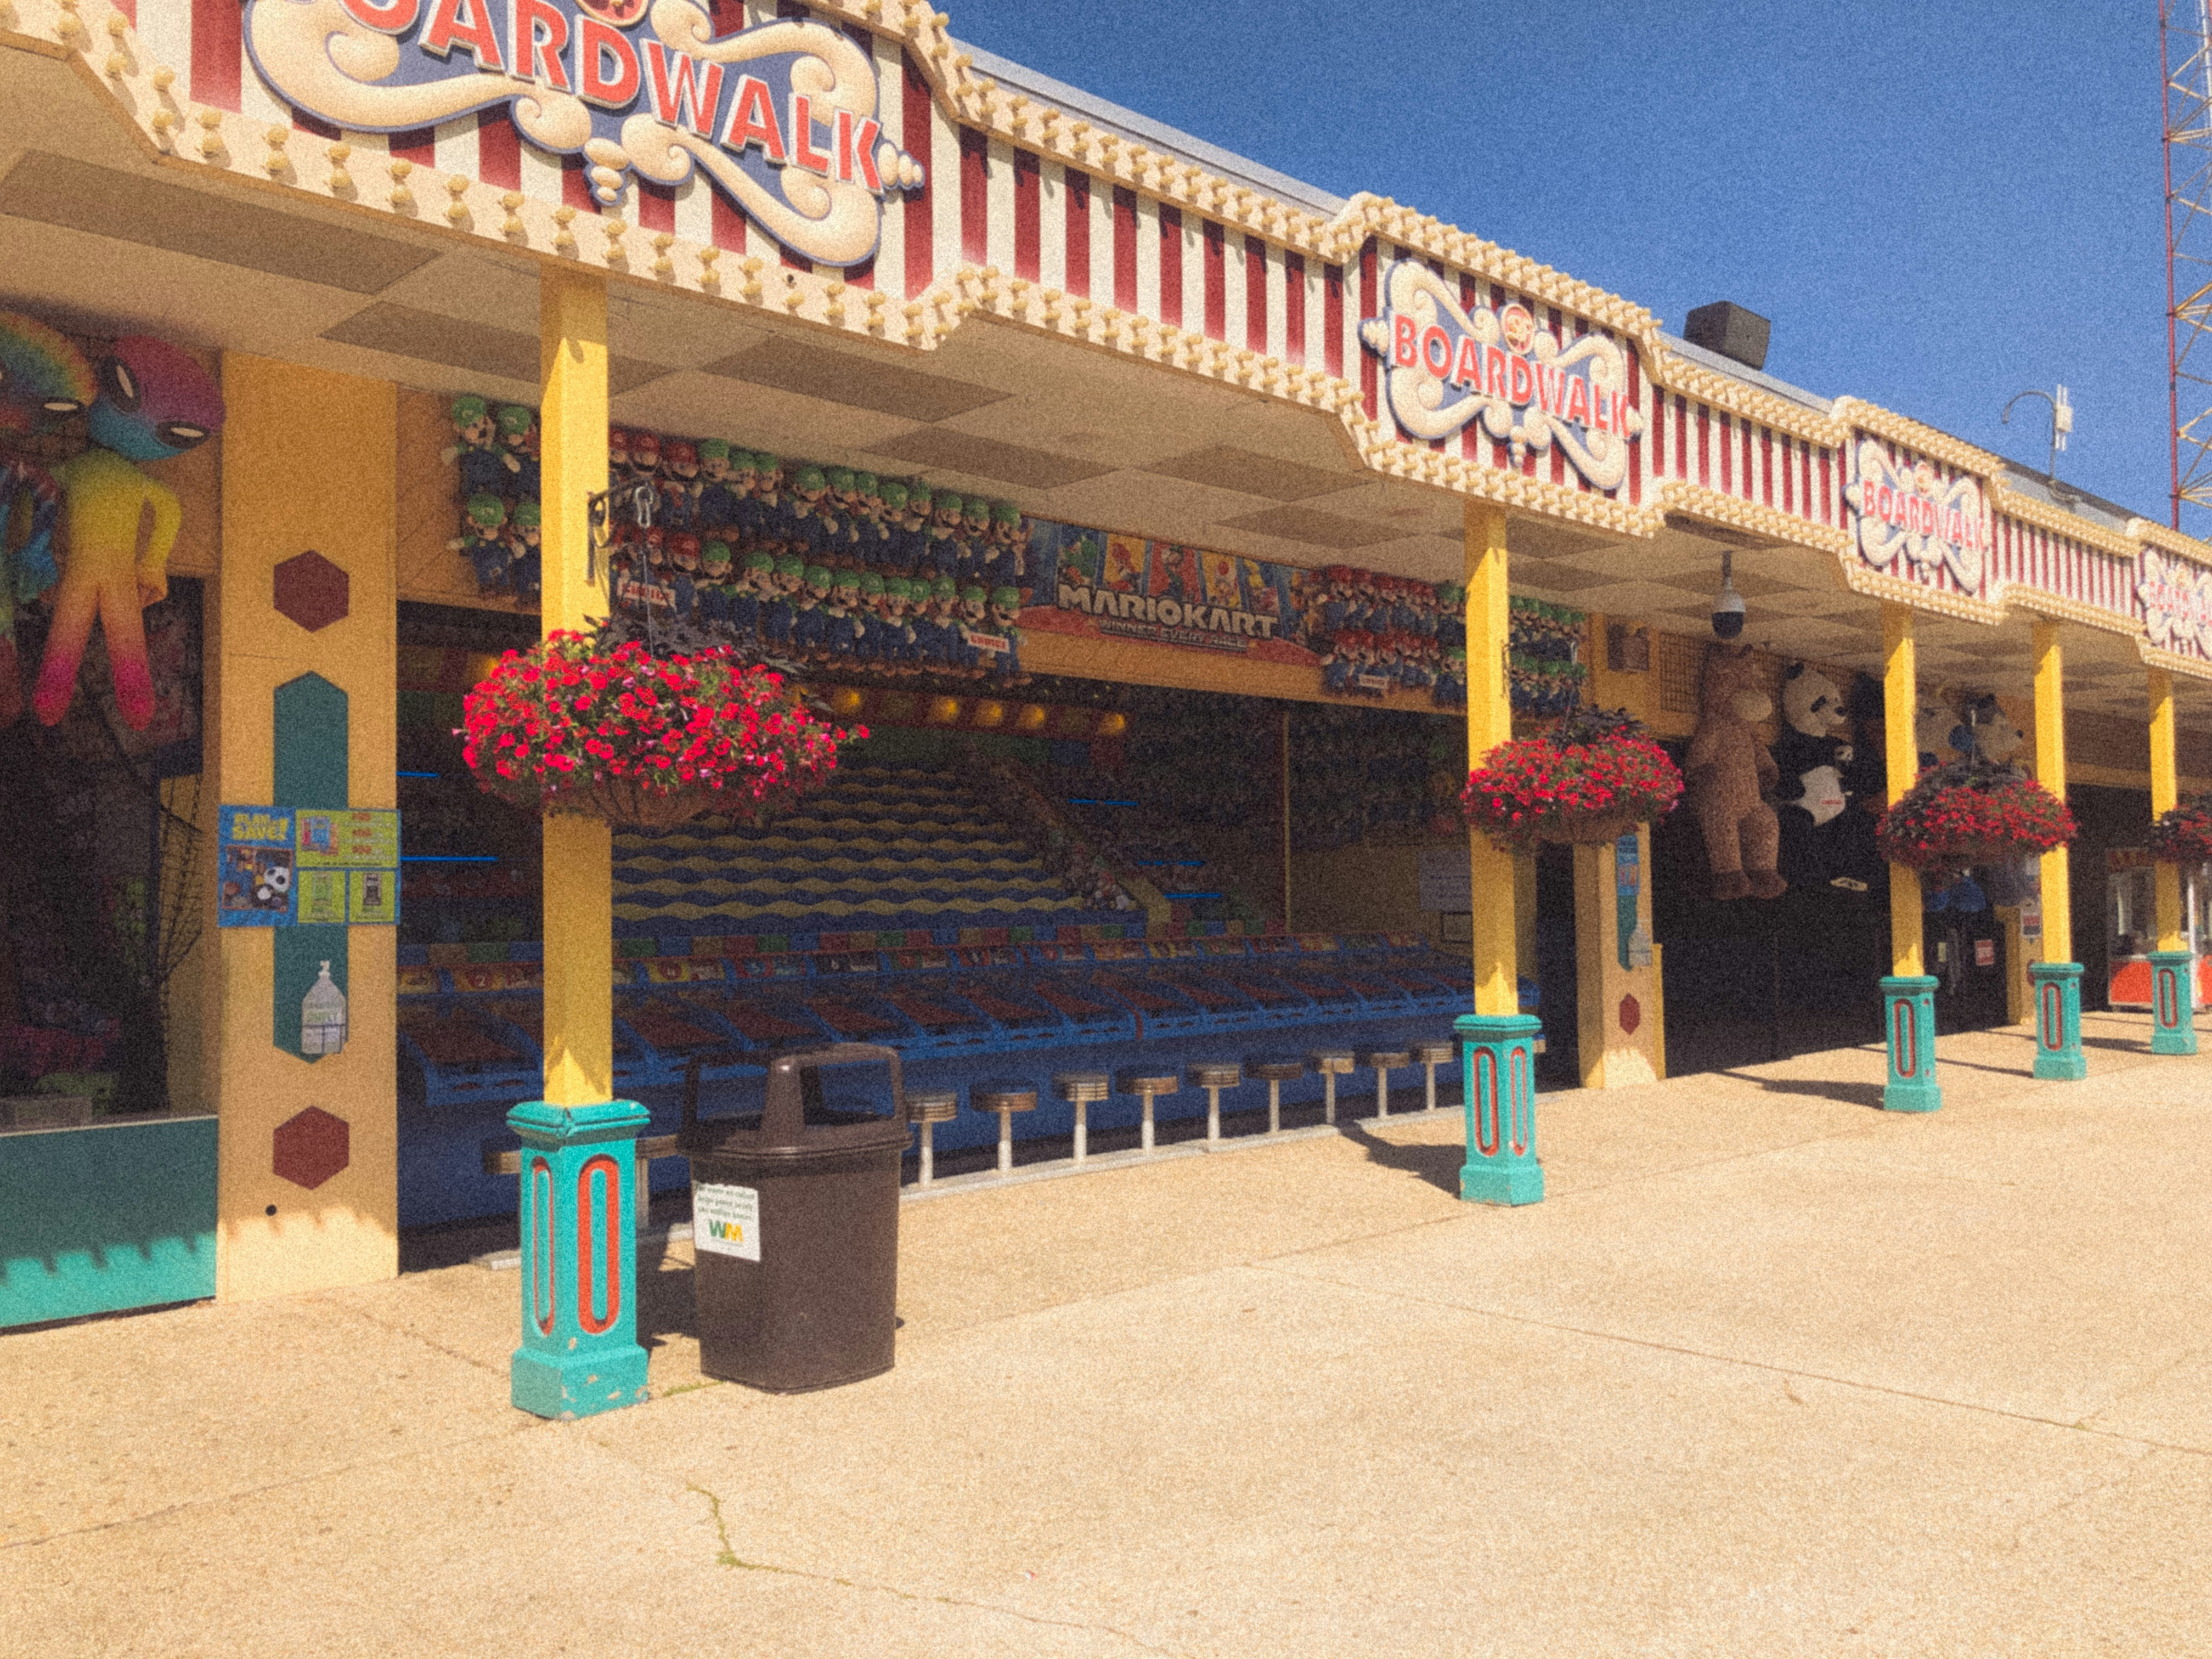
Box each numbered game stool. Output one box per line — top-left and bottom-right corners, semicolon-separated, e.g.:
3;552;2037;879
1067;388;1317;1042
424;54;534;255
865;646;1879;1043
1306;1049;1355;1125
1244;1057;1304;1135
1116;1066;1180;1154
1410;1039;1457;1114
973;1080;1038;1174
1186;1060;1243;1146
1052;1070;1110;1164
907;1088;959;1187
1360;1049;1412;1120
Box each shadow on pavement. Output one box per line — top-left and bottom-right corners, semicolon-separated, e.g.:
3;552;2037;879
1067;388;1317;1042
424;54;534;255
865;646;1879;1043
1709;1071;1887;1111
1335;1120;1463;1197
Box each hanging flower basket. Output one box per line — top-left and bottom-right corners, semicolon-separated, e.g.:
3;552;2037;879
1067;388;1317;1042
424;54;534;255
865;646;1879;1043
1875;761;2075;886
2149;790;2212;865
1460;706;1684;853
461;631;864;828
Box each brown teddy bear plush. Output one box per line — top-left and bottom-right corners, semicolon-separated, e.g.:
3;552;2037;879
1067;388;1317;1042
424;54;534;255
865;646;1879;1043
1686;642;1787;900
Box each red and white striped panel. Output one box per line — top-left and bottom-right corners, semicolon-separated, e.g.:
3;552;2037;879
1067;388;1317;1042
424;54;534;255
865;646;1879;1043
1989;516;2137;621
1644;391;1842;529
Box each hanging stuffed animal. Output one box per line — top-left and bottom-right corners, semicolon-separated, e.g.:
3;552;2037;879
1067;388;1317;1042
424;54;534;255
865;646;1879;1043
1686;641;1786;900
35;336;224;729
1775;662;1857;889
0;312;95;726
1962;692;2027;771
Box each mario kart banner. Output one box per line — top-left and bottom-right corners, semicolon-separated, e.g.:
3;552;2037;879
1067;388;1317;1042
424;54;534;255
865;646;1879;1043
1022;518;1484;709
1030;520;1302;655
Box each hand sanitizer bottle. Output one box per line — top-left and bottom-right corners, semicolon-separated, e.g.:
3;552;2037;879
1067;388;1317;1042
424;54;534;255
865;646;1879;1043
302;961;347;1056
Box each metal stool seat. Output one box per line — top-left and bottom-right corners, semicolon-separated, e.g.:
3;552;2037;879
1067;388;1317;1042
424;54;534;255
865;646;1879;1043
1053;1070;1111;1164
1245;1057;1304;1135
1187;1060;1243;1146
1307;1049;1355;1126
1117;1067;1180;1154
907;1088;959;1187
1361;1049;1412;1120
1410;1039;1457;1114
973;1081;1038;1173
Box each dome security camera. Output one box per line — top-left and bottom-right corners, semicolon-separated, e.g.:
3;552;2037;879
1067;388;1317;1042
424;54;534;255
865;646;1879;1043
1712;577;1746;640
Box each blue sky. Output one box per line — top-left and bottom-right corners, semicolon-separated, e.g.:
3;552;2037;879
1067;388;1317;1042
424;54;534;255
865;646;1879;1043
945;1;2174;525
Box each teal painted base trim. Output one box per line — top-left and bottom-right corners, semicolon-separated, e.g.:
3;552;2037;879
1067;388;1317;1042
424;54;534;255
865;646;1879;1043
1454;1013;1544;1206
507;1098;652;1419
2;1116;217;1328
2031;962;2088;1081
1881;975;1942;1113
2149;950;2198;1056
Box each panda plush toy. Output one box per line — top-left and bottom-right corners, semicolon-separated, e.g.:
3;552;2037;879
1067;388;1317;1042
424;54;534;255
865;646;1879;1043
1775;662;1858;889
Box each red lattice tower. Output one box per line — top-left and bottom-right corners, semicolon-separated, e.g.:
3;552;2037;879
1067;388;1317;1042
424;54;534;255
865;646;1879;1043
2166;1;2212;532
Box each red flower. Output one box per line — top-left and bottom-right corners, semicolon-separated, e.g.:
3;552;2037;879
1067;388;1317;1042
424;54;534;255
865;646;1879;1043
1459;709;1683;852
459;630;860;826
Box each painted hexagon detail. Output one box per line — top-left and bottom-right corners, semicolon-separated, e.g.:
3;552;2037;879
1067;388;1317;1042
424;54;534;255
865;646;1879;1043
273;1105;350;1189
273;550;350;633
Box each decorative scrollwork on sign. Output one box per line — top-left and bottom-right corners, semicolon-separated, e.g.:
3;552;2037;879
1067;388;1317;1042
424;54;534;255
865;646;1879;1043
2138;547;2212;658
1845;438;1987;596
244;0;921;268
1357;261;1643;494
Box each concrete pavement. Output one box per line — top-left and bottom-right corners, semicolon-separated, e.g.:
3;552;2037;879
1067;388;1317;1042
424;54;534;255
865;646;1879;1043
5;1012;2211;1656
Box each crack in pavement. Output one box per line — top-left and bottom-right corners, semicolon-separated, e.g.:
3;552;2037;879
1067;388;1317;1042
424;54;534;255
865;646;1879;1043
0;1420;543;1553
300;1290;505;1375
681;1484;1193;1657
1244;1260;2212;1460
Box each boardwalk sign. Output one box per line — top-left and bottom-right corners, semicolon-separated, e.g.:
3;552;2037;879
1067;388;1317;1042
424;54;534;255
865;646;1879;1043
244;0;924;266
1358;259;1643;493
1846;439;1988;595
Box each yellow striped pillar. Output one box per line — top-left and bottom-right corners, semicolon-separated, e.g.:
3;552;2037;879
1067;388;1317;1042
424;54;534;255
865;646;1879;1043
507;266;651;1419
1455;501;1541;1204
213;356;399;1299
2029;620;2086;1078
1880;602;1940;1110
2147;667;2196;1052
1576;610;1662;1087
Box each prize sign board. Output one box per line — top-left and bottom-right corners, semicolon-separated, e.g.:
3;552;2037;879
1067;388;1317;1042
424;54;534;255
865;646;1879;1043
219;805;402;928
244;0;926;268
1358;259;1643;493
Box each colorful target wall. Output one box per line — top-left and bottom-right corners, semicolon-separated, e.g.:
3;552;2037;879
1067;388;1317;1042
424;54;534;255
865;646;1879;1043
5;0;2212;1336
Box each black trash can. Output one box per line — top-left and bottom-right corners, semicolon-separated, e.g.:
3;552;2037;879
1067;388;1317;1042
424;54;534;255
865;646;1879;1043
679;1043;910;1392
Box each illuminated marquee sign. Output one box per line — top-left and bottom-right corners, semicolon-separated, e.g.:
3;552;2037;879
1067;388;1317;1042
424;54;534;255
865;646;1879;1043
1357;260;1643;493
244;0;924;267
2138;547;2212;657
1844;439;1988;594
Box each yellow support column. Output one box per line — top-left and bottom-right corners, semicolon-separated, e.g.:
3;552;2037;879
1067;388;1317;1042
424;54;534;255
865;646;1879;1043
507;267;651;1419
1456;501;1541;1204
538;268;614;1109
1575;610;1663;1088
213;356;399;1300
2146;668;2196;1052
1880;602;1940;1110
2029;620;2086;1078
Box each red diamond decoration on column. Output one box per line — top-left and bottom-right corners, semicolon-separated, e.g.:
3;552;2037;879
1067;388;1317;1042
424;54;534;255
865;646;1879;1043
273;1105;350;1189
273;550;349;633
1618;994;1642;1036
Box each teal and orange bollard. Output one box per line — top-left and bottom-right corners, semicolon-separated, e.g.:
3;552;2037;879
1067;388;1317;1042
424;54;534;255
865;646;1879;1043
2150;950;2198;1056
1881;975;1942;1113
1455;1013;1544;1204
509;1098;652;1419
2030;961;2088;1081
